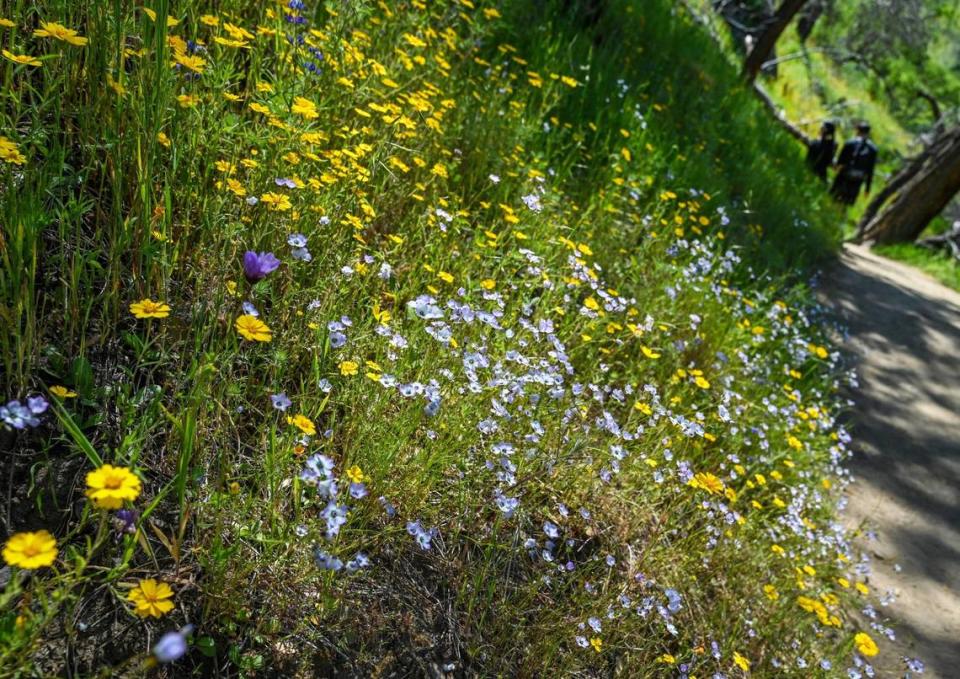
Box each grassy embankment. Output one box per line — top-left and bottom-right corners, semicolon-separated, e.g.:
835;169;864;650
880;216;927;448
2;0;907;676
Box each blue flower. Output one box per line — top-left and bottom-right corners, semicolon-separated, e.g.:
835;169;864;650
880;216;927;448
314;546;343;571
271;393;292;411
243;251;280;282
153;625;193;663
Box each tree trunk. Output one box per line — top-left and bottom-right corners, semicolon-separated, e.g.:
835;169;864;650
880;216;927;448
744;0;811;82
796;1;824;43
858;126;960;245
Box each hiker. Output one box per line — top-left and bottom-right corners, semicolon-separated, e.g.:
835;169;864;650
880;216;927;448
831;122;877;205
806;121;837;181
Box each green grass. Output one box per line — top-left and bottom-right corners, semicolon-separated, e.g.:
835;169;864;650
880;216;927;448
874;243;960;291
0;0;907;676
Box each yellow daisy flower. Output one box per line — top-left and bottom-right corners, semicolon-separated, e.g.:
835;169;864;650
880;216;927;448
85;464;141;509
2;530;57;569
129;299;171;319
33;21;88;46
2;50;40;66
128;578;175;618
235;314;272;342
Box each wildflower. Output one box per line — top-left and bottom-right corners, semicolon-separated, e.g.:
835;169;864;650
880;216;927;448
128;578;175;618
0;136;26;164
589;637;602;652
129;299;171;319
259;192;292;211
235;315;272;342
114;508;138;535
339;360;359;376
345;553;370;572
288;414;316;436
854;632;879;657
33;21;88;46
291;96;318;119
271;393;292;411
173;53;206;73
689;472;724;495
86;464;141;509
733;651;751;671
242;250;280;282
2;530;57;569
153;625;194;663
2;50;41;66
346;465;364;483
314;547;343;571
242;301;259;317
0;396;48;429
49;385;77;399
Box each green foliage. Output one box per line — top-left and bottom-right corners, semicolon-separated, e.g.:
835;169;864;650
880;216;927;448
874;243;960;291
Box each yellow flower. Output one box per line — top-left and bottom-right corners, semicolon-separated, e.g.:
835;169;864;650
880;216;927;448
763;584;779;601
0;18;15;28
260;192;292;211
657;653;676;664
694;376;711;389
156;131;171;148
346;465;364;483
287;414;316;436
437;271;454;284
86;464;141;509
2;50;41;66
200;14;220;26
689;472;724;495
733;651;750;671
854;632;878;657
641;345;661;359
49;385;77;398
129;299;171;319
0;136;26;165
480;279;496;290
177;94;199;108
3;530;57;569
142;8;179;28
33;21;88;46
589;637;602;652
339;360;359;376
128;578;175;618
235;315;272;342
173;53;206;73
291;96;319;119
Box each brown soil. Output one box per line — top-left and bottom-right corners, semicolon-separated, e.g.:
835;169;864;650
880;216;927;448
820;244;960;678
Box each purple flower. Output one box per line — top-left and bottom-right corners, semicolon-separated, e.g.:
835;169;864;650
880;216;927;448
27;396;48;414
114;508;138;535
153;625;193;663
242;251;280;282
271;393;292;411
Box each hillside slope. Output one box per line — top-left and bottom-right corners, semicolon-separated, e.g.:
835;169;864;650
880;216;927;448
0;1;908;676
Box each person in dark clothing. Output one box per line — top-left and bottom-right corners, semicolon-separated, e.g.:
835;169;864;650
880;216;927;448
830;122;878;205
806;121;837;181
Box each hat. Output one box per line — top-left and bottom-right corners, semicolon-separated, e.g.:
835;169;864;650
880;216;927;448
856;121;871;133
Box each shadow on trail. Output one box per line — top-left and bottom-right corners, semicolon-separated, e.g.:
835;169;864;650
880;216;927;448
820;245;960;677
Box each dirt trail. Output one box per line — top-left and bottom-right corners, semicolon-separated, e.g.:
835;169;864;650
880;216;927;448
820;244;960;678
